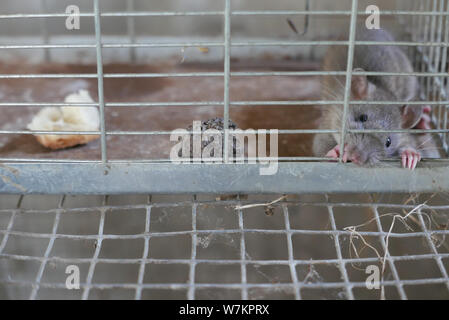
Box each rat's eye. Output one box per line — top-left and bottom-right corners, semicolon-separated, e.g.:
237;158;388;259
359;114;368;122
386;137;392;148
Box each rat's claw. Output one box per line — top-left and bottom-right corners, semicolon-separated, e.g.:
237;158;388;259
401;149;421;170
325;145;349;162
325;145;340;159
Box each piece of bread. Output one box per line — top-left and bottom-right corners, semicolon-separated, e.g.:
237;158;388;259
27;90;100;150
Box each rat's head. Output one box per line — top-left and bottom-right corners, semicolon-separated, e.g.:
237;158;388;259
345;104;401;165
343;69;418;166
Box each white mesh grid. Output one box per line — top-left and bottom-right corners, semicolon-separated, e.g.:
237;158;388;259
0;194;448;300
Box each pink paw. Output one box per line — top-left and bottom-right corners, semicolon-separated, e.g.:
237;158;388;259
414;105;432;130
401;149;421;170
325;144;349;162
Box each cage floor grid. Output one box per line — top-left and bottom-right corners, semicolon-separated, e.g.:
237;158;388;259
0;193;448;300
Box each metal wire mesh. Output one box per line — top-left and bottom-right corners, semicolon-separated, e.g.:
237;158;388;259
0;0;446;165
0;193;448;300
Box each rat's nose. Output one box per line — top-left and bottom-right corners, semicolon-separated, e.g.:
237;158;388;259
347;148;366;165
349;152;361;164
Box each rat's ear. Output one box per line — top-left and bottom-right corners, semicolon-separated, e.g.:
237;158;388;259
402;105;423;129
351;68;369;100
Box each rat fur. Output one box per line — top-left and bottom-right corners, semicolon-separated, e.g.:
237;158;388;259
313;28;438;169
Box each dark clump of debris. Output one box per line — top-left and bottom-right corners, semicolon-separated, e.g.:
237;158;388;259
179;117;241;160
186;117;239;132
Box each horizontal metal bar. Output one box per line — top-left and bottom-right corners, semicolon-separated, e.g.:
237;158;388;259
0;74;97;79
231;41;449;47
0;130;100;135
0;72;326;79
0;73;221;79
114;157;449;162
106;101;329;106
0;11;226;20
105;129;339;135
102;11;223;17
1;228;448;240
1;10;448;19
1;41;448;50
232;10;449;16
233;71;449;77
348;128;449;134
0;158;101;163
2;198;449;214
1;43;219;50
91;101;323;109
0;102;99;107
0;72;211;79
0;158;327;164
232;100;449;106
3;128;447;136
3;253;449;266
107;40;449;48
1;162;449;194
0;157;447;164
0;44;96;49
0;13;95;19
2;71;449;80
0;100;447;107
103;42;223;48
111;128;449;134
104;72;223;78
105;101;223;107
3;277;448;291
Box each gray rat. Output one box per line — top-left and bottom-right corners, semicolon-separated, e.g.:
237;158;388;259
313;28;435;169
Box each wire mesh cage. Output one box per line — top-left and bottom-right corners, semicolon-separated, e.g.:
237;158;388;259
0;0;448;300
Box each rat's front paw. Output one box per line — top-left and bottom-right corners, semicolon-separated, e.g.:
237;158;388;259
414;105;432;130
401;148;421;170
325;144;349;162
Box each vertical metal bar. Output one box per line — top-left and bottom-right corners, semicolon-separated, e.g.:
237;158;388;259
0;196;22;255
417;1;427;91
422;1;432;119
416;210;449;292
223;0;231;163
411;0;419;69
127;0;136;63
325;196;354;300
432;0;444;100
82;196;107;300
338;0;358;162
372;205;407;300
30;195;64;300
442;0;449;153
40;0;50;62
282;204;301;300
188;195;198;300
411;0;420;62
432;0;444;132
135;196;151;300
94;0;108;164
237;203;248;300
427;0;438;126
